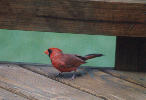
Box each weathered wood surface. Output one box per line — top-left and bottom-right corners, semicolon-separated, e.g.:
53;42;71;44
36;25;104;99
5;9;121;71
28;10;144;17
0;0;146;23
115;37;146;72
101;69;146;88
0;64;103;100
21;64;146;100
0;88;28;100
0;0;146;37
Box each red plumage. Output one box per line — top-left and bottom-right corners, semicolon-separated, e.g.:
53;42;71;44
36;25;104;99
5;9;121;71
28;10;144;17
44;48;103;79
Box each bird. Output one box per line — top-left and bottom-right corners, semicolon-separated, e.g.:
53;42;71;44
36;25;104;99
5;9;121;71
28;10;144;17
44;48;103;79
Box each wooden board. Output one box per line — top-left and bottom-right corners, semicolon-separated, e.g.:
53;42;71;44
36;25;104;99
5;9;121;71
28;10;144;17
0;64;103;100
0;0;146;37
0;14;145;37
0;0;146;23
0;88;28;100
21;64;146;100
101;69;146;88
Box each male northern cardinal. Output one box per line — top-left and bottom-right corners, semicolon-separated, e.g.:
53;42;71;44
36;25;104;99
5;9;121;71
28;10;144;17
44;48;103;79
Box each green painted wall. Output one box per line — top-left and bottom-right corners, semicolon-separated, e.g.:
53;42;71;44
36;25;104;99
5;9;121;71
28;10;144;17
0;29;116;67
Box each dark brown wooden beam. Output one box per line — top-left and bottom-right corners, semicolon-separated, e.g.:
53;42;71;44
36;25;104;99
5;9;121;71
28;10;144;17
0;14;146;37
0;0;146;23
0;0;146;37
115;37;146;72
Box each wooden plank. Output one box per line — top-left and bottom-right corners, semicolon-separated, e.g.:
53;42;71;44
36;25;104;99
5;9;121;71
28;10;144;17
21;64;146;100
100;69;146;88
0;0;146;37
0;88;28;100
115;37;146;71
0;14;146;37
0;64;103;100
0;0;146;23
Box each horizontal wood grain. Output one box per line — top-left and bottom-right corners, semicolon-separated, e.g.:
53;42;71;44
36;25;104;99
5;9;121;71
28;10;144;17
0;0;146;23
0;14;146;37
101;69;146;88
0;64;103;100
21;64;146;100
0;88;28;100
0;0;146;37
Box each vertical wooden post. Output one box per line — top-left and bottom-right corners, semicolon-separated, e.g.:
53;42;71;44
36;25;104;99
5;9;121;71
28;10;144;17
115;36;146;72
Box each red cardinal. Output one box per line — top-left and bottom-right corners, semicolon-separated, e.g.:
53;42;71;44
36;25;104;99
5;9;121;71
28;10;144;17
44;48;103;79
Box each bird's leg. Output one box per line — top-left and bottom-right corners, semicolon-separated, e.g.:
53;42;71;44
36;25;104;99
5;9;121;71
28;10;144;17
72;70;76;80
56;72;63;77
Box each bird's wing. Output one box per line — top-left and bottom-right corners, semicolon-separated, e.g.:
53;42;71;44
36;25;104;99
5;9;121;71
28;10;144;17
74;54;87;61
60;54;86;68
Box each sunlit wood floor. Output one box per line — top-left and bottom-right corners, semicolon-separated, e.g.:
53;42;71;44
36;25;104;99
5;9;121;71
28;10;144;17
0;62;145;100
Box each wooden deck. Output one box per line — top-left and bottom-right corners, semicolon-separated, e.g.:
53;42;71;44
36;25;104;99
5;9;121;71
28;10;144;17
0;63;145;100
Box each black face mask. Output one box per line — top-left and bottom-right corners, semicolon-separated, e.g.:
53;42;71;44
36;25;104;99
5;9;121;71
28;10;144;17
48;49;52;57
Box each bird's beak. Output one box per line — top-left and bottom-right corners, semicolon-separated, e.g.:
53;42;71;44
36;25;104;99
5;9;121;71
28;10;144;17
44;50;49;55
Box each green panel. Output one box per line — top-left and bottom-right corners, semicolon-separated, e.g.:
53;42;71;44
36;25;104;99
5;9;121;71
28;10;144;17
0;29;116;67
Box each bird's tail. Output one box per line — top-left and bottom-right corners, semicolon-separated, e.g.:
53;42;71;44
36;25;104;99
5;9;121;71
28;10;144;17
84;54;103;60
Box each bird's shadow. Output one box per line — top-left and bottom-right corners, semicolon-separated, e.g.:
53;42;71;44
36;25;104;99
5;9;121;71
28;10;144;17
55;70;86;79
54;67;113;79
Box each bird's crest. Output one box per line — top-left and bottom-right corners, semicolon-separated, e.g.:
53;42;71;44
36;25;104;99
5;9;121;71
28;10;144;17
49;48;62;52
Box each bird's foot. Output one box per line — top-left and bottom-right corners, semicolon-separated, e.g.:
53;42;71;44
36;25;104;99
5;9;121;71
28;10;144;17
56;72;63;77
71;73;76;80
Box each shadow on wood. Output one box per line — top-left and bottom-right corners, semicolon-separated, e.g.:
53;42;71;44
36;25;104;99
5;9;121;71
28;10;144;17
115;37;146;72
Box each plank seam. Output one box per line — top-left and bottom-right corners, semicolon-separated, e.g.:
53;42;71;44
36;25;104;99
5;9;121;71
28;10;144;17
36;15;145;24
21;65;108;100
98;69;146;88
0;81;38;100
1;62;145;88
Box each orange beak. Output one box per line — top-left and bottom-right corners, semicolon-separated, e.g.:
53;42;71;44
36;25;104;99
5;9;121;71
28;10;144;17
44;50;49;55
